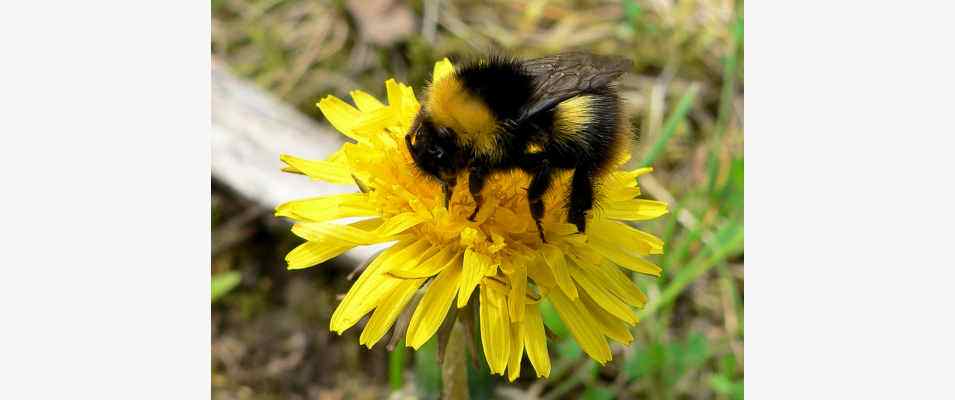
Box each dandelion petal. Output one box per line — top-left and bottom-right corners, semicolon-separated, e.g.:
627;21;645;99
317;95;365;142
275;193;375;223
360;277;426;348
432;57;454;83
389;245;456;279
523;304;551;377
569;262;637;325
549;290;612;364
285;240;354;270
405;260;463;349
542;244;578;300
590;237;663;277
590;219;664;255
507;262;527;323
506;320;524;382
279;154;352;184
330;240;423;332
602;199;669;221
458;248;492;308
480;286;510;374
350;89;385;112
580;291;634;345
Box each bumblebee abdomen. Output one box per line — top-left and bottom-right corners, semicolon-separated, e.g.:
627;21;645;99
553;95;597;143
543;87;625;173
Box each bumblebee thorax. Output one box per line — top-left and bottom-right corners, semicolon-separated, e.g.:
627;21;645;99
425;74;503;160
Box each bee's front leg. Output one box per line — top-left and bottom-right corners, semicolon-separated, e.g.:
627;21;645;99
441;176;457;210
467;166;488;221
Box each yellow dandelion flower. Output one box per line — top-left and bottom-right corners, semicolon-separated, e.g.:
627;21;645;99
276;59;668;380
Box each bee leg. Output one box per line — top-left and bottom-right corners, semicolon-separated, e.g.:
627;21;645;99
567;167;595;234
441;176;457;210
527;159;553;243
466;167;488;221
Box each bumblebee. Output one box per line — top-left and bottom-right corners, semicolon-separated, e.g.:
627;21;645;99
405;52;633;241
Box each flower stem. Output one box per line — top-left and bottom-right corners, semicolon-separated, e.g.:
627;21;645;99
389;339;405;392
442;319;470;400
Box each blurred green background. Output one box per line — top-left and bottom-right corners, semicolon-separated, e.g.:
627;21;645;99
212;0;743;399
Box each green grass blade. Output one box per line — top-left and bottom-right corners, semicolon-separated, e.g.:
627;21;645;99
718;15;743;133
663;224;704;273
623;0;643;28
211;271;241;302
639;221;743;319
659;201;683;253
640;84;700;167
707;14;744;193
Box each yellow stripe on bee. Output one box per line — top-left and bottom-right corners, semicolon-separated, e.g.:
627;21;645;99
426;75;503;160
553;95;595;144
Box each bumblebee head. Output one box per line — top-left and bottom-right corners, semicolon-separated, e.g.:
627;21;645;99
405;114;465;184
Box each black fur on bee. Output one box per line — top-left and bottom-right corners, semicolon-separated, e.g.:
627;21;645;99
406;52;633;241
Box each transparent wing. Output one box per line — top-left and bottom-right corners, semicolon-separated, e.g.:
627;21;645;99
518;52;632;121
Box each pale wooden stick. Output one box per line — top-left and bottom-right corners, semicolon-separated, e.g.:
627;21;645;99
212;60;385;264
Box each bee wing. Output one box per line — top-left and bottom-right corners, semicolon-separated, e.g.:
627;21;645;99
518;52;632;122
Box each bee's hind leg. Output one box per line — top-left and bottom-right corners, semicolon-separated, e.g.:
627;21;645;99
526;159;553;243
466;166;488;221
567;167;595;235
